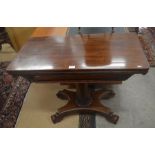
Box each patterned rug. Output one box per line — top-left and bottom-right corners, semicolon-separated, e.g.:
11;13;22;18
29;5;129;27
138;27;155;67
0;62;30;127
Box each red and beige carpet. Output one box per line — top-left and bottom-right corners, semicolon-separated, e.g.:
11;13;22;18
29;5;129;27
0;62;30;127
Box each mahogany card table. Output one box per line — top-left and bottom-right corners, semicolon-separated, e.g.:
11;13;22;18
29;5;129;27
7;30;149;124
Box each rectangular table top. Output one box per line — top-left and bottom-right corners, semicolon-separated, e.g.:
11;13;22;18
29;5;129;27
7;33;149;76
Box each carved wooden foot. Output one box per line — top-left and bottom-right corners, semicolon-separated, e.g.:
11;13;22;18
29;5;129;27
100;90;115;99
105;112;119;124
51;112;63;124
56;90;68;100
93;89;115;100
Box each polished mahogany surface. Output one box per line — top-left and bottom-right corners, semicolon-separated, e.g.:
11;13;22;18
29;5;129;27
7;33;149;76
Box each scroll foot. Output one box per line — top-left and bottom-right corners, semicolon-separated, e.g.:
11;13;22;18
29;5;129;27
51;113;63;124
105;112;119;124
56;90;68;100
102;90;115;99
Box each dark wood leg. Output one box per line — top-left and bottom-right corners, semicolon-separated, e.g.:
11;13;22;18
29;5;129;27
51;83;119;124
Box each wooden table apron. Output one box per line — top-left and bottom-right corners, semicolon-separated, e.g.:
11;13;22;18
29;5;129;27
7;31;149;124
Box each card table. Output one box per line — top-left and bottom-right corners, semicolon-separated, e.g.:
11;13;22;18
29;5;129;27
7;28;149;124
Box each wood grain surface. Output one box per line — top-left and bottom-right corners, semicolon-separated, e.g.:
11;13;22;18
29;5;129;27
7;33;149;76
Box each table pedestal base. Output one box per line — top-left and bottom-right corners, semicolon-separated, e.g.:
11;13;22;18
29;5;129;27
51;84;119;124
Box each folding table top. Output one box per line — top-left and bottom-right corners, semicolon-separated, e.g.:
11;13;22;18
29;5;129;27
7;33;149;75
